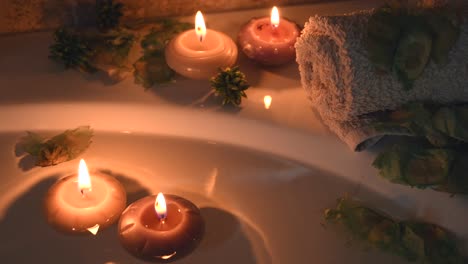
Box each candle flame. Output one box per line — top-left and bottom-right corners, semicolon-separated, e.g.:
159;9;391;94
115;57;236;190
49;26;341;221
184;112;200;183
155;192;167;220
195;11;206;42
271;6;280;28
78;159;92;194
264;95;272;109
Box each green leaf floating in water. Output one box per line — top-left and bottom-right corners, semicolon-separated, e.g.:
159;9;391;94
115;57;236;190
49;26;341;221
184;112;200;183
134;54;174;89
324;197;466;263
19;126;93;167
134;20;192;88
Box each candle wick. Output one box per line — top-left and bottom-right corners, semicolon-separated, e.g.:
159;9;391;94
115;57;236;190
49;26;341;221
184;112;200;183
159;213;167;224
80;188;90;197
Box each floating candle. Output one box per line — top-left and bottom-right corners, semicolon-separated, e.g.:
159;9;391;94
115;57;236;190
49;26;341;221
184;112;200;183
237;6;300;66
165;11;238;80
118;193;204;263
44;159;126;235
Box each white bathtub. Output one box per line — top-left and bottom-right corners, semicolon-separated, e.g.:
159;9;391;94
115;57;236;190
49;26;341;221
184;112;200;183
0;1;466;263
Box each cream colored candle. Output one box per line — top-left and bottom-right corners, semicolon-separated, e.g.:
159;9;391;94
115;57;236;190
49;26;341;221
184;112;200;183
44;159;126;235
165;11;238;80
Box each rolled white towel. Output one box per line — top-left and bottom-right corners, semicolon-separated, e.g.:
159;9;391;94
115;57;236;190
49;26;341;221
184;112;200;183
296;9;468;151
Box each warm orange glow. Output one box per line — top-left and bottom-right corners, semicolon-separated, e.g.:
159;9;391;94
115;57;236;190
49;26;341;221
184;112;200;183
155;192;167;220
195;11;206;42
264;95;272;109
78;159;92;194
271;6;280;27
87;224;100;235
160;252;177;260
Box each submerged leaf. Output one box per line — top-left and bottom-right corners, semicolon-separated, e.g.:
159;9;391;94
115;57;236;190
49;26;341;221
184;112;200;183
325;197;466;263
134;20;192;87
133;54;174;89
19;126;93;167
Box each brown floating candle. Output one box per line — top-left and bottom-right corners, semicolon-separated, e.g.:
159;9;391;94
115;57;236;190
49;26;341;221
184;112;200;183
118;193;205;263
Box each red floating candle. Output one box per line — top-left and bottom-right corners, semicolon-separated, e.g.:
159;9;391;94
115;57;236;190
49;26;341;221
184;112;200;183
237;6;300;66
118;193;204;263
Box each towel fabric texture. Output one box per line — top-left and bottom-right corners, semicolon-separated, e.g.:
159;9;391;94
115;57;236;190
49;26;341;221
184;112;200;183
295;10;468;151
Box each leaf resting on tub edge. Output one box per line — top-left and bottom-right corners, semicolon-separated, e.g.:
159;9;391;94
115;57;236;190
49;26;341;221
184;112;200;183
18;126;93;167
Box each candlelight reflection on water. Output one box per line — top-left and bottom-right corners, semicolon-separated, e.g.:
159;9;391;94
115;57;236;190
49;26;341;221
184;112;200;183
264;95;272;109
205;167;218;197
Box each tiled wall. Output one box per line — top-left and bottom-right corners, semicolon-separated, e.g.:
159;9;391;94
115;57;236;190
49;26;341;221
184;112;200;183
0;0;327;34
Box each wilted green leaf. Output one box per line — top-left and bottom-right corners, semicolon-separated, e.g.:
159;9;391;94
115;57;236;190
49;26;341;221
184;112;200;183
134;20;192;87
20;132;44;157
133;54;174;89
19;126;93;167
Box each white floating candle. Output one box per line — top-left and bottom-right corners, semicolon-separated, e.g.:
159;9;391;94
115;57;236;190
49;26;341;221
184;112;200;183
44;159;126;235
165;11;238;80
